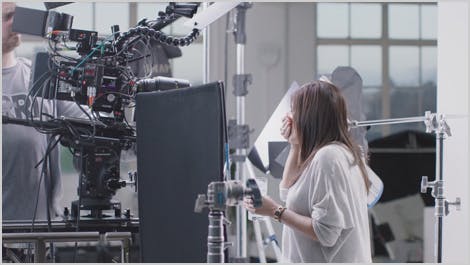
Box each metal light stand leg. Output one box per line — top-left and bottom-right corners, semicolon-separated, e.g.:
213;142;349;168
436;132;444;263
250;215;283;262
262;217;283;261
252;217;267;263
245;159;282;262
419;114;461;263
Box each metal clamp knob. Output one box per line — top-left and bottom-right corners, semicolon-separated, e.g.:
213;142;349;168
421;176;429;193
421;176;438;194
194;194;207;213
446;197;461;214
424;111;436;133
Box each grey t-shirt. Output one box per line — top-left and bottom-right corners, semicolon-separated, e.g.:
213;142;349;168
2;57;83;221
281;143;372;262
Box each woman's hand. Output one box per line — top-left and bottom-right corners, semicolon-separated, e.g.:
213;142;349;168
279;113;302;189
243;195;280;218
280;113;299;145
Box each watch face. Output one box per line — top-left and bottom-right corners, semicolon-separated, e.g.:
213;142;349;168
274;206;285;221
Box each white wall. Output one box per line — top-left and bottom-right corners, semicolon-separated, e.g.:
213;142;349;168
438;1;470;263
208;2;316;146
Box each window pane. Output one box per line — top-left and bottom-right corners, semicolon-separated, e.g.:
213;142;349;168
390;46;420;86
95;3;130;35
317;3;349;38
389;4;419;39
390;88;420;117
55;3;94;31
363;87;382;120
172;43;203;85
351;4;382;38
422;83;437;114
171;17;196;36
137;2;166;21
421;5;437;39
351;45;382;86
137;3;171;34
16;3;46;10
421;47;437;85
363;87;383;141
317;45;349;76
421;46;437;115
390;88;424;134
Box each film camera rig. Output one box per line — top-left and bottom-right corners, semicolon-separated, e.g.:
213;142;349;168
7;2;200;221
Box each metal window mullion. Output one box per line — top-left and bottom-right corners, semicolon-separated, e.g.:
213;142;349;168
382;3;391;136
203;2;210;84
348;3;352;66
316;38;436;46
129;2;137;28
389;39;436;45
92;2;96;32
418;5;424;115
313;3;318;78
284;2;290;90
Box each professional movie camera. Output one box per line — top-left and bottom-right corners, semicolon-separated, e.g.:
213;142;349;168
7;2;200;221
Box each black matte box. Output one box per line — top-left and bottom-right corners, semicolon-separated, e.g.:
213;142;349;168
12;6;48;37
135;82;225;262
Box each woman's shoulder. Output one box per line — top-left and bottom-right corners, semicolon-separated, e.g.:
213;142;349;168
314;142;351;162
308;142;356;172
306;143;354;183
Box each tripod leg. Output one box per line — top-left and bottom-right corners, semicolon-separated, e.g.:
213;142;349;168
252;218;267;263
263;217;283;261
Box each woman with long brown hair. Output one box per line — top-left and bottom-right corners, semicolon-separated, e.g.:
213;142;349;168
244;80;372;262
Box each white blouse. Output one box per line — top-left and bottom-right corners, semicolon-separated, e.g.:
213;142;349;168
280;143;372;263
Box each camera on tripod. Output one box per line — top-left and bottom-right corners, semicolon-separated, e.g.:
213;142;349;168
11;2;200;220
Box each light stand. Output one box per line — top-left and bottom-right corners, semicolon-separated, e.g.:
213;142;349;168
227;3;253;262
350;111;461;263
183;2;253;261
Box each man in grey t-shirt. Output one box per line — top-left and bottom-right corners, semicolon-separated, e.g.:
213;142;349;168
2;2;60;221
2;2;82;222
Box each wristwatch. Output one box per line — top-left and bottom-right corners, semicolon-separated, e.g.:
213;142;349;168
274;206;287;223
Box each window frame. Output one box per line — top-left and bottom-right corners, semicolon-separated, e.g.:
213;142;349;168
313;2;437;138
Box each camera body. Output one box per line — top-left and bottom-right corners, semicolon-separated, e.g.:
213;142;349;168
54;60;127;114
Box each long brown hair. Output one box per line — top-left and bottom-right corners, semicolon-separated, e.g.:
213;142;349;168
291;80;370;192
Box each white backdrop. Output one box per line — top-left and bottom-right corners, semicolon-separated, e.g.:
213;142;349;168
438;0;470;263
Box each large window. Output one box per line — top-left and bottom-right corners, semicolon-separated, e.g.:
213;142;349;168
315;3;437;140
